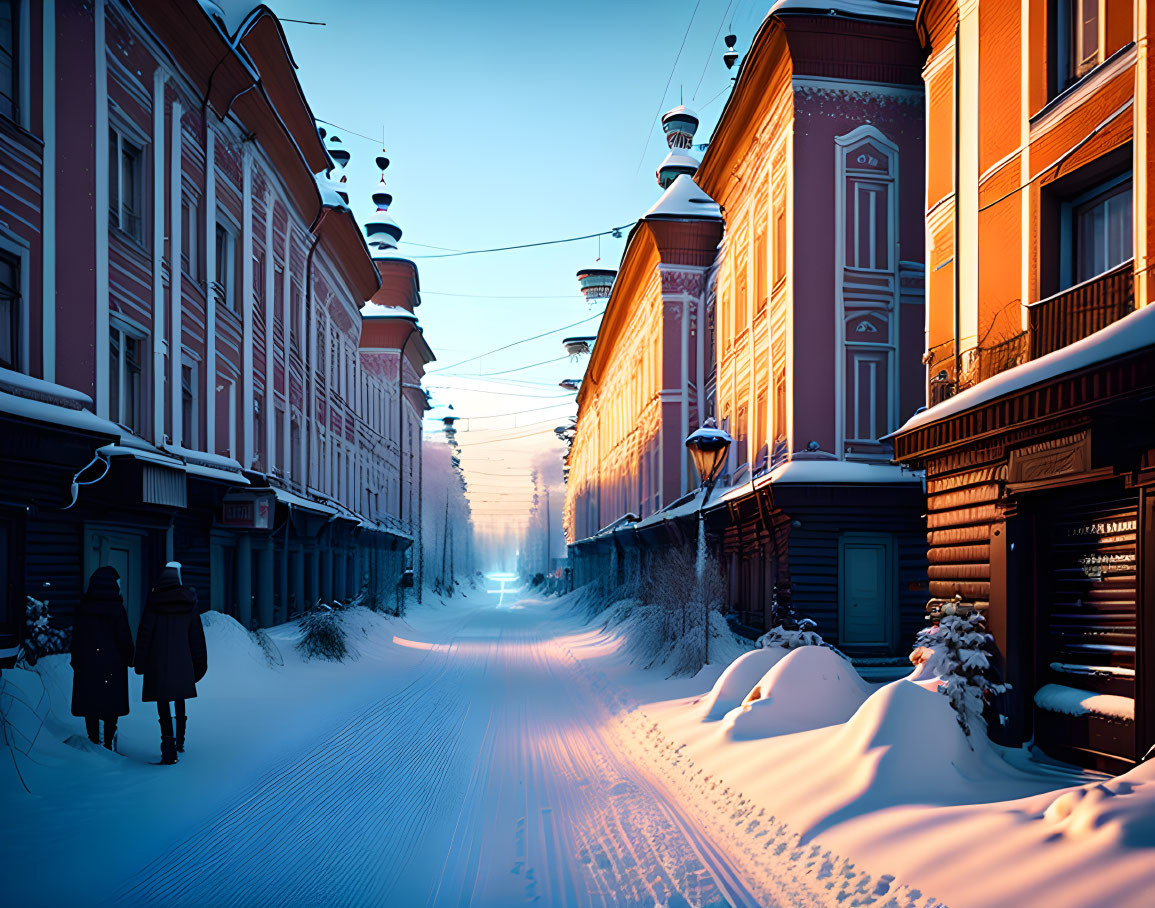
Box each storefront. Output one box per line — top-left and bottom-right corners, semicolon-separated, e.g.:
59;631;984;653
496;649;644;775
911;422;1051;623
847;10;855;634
893;309;1155;772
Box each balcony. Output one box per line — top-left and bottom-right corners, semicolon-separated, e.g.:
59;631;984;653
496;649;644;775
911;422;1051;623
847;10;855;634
1028;260;1135;359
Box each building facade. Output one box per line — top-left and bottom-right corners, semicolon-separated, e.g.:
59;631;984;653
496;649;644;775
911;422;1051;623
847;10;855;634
693;0;928;659
565;0;929;664
892;0;1154;772
564;174;725;585
1;0;428;662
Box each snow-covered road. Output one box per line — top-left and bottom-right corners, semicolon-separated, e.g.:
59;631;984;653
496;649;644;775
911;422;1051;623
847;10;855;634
112;592;760;907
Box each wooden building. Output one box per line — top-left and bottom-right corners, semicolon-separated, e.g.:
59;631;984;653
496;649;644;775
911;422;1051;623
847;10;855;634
1;0;429;663
892;0;1154;771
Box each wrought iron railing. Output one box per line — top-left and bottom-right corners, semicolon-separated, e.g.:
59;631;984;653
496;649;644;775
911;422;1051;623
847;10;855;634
1028;260;1135;359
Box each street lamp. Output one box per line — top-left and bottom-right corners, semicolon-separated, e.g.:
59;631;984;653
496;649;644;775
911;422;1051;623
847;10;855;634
684;417;732;665
685;417;732;491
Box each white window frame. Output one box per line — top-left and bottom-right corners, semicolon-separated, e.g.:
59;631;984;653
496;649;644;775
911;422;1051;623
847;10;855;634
1059;171;1133;289
181;190;200;280
109;315;146;434
0;229;29;372
108;120;147;244
180;352;199;449
213;216;239;312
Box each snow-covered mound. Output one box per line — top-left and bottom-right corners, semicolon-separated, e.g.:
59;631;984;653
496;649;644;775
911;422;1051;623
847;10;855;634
200;610;272;666
699;646;789;720
721;646;872;740
1042;762;1155;846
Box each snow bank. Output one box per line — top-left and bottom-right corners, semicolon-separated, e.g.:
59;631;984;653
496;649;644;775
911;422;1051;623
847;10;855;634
699;646;789;720
1043;761;1155;846
721;646;872;739
1035;682;1136;722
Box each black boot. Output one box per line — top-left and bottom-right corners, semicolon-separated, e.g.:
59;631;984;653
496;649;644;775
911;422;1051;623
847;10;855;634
158;717;178;765
85;717;100;745
175;714;186;753
103;718;118;752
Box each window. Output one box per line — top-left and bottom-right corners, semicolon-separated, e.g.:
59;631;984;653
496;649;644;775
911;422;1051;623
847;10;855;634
181;360;196;448
0;250;19;370
846;349;890;443
109;323;143;433
735;404;748;466
253;246;265;305
181;195;199;279
109;127;144;242
1063;0;1103;84
0;0;18;122
773;367;787;443
214;223;237;311
1073;179;1132;284
754;223;768;314
253;393;264;469
273;264;285;325
275;403;285;471
289;278;302;356
735;255;748;334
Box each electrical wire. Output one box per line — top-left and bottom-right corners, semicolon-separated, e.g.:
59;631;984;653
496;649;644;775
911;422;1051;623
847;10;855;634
445;355;570;379
422;290;574;300
691;0;735;101
404;224;635;259
635;0;705;175
427;385;574;400
428;314;600;373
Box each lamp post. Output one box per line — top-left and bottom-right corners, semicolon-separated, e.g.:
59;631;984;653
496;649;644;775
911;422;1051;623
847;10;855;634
685;417;732;665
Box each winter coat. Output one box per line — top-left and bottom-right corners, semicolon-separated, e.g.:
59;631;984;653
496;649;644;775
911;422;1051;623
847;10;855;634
71;567;135;718
135;567;207;703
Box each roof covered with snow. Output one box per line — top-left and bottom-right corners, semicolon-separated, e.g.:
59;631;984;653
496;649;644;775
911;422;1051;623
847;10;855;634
643;174;722;221
895;300;1155;437
313;172;351;213
361;302;418;321
766;0;919;22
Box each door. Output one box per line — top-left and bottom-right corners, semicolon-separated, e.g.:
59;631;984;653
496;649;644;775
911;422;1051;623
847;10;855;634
839;534;895;649
84;528;144;631
1035;490;1138;771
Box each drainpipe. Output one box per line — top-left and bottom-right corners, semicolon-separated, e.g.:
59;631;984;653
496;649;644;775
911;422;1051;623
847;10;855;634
304;208;332;492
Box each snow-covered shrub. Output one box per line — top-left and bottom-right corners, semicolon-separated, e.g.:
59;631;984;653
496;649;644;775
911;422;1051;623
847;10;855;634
20;595;69;666
923;612;1007;737
755;618;846;660
250;628;284;668
296;604;347;662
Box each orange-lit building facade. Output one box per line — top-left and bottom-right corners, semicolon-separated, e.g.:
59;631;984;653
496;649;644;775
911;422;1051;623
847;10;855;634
892;0;1155;770
564;178;725;584
565;1;931;662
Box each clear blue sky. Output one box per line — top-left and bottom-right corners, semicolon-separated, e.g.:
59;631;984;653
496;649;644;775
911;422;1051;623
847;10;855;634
269;0;766;536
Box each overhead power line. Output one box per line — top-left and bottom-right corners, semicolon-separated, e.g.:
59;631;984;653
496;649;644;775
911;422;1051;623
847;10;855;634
635;0;705;175
429;314;600;373
423;290;574;300
691;0;735;101
445;355;569;380
404;224;635;259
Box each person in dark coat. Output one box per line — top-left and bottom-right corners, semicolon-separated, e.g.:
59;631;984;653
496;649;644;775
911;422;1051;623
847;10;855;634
70;566;134;750
135;562;207;764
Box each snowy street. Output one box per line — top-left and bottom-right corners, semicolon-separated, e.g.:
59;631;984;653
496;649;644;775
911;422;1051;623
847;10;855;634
113;590;759;907
5;583;1155;906
4;588;778;907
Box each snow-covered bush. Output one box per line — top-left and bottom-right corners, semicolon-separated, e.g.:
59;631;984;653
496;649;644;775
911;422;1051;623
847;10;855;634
296;604;347;662
597;542;729;675
916;612;1007;737
20;595;69;666
755;618;846;660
